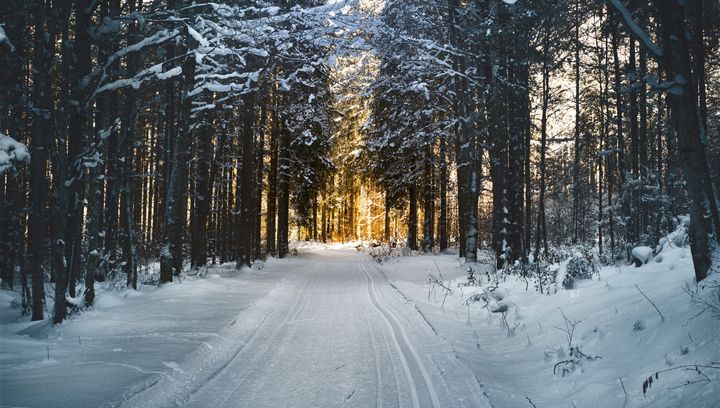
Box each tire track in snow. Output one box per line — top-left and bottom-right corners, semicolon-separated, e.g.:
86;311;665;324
119;272;315;408
209;275;318;408
239;271;322;404
359;259;442;408
364;257;492;408
358;264;396;408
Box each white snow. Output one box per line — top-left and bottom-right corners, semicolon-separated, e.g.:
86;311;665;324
632;246;654;264
187;25;209;48
156;66;183;80
0;131;30;175
1;241;718;408
378;245;720;408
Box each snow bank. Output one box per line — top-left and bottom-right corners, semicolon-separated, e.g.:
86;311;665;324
0;131;30;175
379;245;720;408
0;261;287;408
632;246;654;264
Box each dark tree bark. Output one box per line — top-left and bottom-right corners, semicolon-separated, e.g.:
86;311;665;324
534;37;550;260
64;0;94;302
160;47;195;283
190;122;213;269
407;183;418;251
276;118;290;258
120;0;141;289
572;0;582;244
422;144;434;253
628;39;640;245
50;0;71;323
438;135;448;252
611;22;629;259
266;93;279;256
28;0;55;321
254;93;267;258
238;93;257;268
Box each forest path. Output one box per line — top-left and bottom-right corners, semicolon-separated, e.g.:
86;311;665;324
168;248;490;408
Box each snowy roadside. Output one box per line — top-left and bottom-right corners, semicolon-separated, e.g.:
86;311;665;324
376;248;720;408
0;259;292;408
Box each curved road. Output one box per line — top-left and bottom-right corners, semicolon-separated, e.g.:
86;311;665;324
122;249;490;408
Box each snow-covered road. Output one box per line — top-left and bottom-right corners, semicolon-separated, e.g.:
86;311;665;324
4;244;717;407
122;249;490;408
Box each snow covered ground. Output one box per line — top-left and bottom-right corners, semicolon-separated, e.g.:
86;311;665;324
1;242;718;408
0;261;286;407
379;247;720;408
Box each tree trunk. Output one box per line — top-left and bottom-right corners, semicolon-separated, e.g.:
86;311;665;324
572;0;582;244
438;135;448;251
266;94;279;256
28;0;55;321
277;119;290;258
50;0;71;322
407;183;418;251
121;0;140;288
422;144;434;253
238;93;257;268
653;1;719;281
160;49;195;282
536;53;549;259
190;122;213;269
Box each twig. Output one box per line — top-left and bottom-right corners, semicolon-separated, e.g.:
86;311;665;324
635;284;665;321
619;377;628;396
554;308;584;349
525;395;537;408
553;359;576;376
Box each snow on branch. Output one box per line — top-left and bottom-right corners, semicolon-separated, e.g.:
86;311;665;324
0;25;15;52
0;132;30;175
605;0;663;60
89;28;181;101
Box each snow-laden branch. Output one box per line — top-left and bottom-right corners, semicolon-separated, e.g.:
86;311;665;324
605;0;663;60
0;25;15;52
0;132;30;175
88;28;181;102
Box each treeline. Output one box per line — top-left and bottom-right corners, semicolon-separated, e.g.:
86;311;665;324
0;0;718;325
361;0;719;281
0;0;345;323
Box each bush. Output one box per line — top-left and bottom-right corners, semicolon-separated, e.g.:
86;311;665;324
562;248;599;290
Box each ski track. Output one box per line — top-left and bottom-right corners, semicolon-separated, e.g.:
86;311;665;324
120;249;490;408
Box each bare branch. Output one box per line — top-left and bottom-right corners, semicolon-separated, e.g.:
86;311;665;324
635;284;665;322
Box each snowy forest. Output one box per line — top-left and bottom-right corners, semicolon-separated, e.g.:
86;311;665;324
1;0;719;407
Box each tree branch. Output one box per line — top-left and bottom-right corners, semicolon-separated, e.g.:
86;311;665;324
605;0;663;61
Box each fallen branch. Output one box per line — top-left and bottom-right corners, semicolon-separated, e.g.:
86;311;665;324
635;284;665;322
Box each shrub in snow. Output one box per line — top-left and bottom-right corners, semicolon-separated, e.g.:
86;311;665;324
0;132;30;175
684;275;720;321
562;249;599;290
